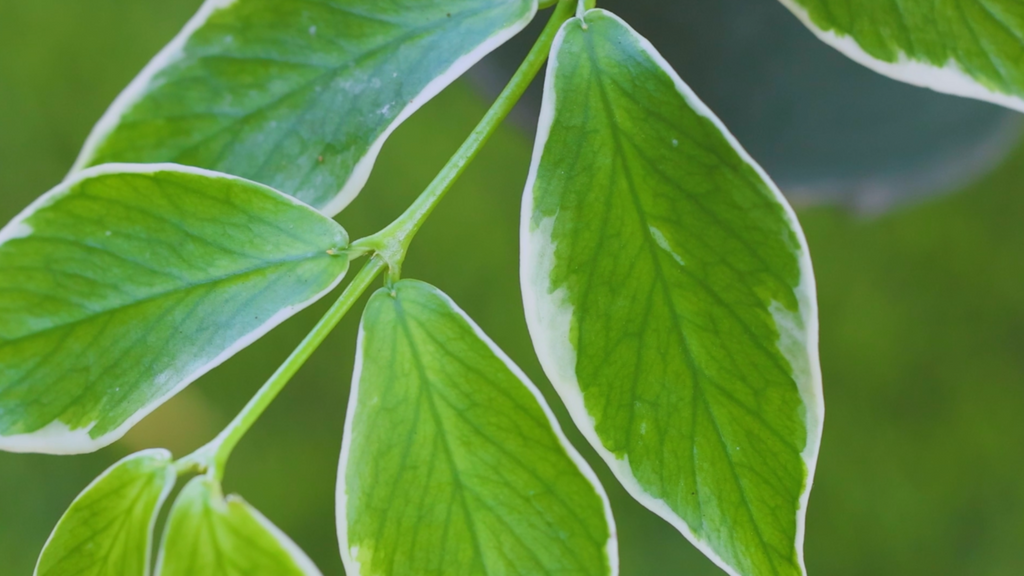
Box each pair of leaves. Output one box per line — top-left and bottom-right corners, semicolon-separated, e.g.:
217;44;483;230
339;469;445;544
36;450;319;576
0;0;539;453
34;278;620;576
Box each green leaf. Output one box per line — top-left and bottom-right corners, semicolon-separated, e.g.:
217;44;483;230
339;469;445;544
71;0;539;215
156;475;321;576
520;10;822;576
778;0;1024;112
0;164;350;454
35;449;176;576
338;279;616;576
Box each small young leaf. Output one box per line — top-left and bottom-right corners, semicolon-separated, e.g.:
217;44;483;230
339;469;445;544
521;10;822;576
778;0;1024;112
156;476;321;576
72;0;539;215
338;280;617;576
35;449;176;576
0;164;350;454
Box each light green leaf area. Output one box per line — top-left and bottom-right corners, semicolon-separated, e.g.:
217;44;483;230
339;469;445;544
157;476;321;576
521;10;822;576
0;165;349;454
339;279;616;576
778;0;1024;112
72;0;538;215
35;449;176;576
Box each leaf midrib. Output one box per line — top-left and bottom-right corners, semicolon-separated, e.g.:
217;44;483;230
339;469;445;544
0;249;336;348
392;297;490;574
409;313;607;562
581;24;788;575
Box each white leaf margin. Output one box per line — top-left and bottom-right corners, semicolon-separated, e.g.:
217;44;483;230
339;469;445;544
0;163;350;455
34;449;177;576
154;475;323;576
777;0;1024;113
69;0;541;216
519;10;825;576
336;280;619;576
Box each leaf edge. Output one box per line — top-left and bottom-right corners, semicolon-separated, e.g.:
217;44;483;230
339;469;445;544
776;0;1024;113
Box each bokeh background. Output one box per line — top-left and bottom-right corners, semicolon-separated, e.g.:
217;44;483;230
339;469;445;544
1;1;1022;574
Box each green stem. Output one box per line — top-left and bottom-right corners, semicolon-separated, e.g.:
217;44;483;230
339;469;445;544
177;0;577;479
352;0;576;281
179;256;386;480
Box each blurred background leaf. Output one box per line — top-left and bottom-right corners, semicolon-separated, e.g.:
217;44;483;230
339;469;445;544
1;1;1022;574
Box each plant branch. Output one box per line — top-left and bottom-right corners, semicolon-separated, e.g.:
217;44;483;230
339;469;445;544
177;0;576;479
352;0;577;281
179;256;386;480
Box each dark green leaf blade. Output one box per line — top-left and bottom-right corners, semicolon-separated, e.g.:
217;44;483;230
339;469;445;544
521;10;822;576
72;0;538;214
35;449;176;576
0;164;350;454
156;476;321;576
338;279;616;576
778;0;1024;112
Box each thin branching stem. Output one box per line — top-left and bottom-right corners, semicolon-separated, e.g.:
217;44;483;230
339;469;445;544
178;0;578;479
351;0;577;282
178;256;386;480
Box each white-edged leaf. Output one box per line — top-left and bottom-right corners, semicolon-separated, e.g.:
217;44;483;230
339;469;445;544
0;164;350;454
156;475;321;576
338;279;617;576
778;0;1024;112
521;10;823;576
72;0;540;214
35;449;176;576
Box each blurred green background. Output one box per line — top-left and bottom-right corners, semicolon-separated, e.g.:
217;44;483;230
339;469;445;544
1;1;1022;574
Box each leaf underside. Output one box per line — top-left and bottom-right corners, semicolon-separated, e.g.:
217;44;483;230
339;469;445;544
74;0;538;214
0;165;349;453
521;10;822;576
779;0;1024;111
157;476;321;576
340;279;615;576
35;449;176;576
